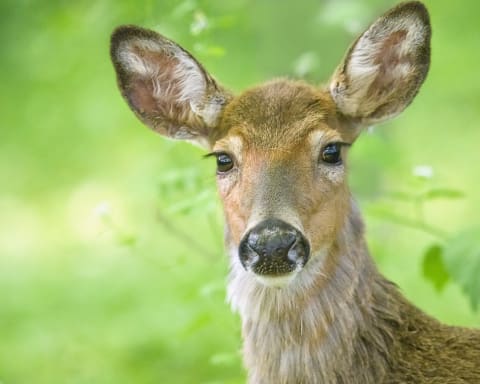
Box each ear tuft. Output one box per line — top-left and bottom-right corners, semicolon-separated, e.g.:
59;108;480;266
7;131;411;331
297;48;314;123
110;26;231;148
330;1;431;126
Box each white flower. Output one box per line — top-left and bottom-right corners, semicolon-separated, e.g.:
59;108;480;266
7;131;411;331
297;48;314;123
93;201;111;218
190;11;208;36
293;52;318;78
412;165;434;179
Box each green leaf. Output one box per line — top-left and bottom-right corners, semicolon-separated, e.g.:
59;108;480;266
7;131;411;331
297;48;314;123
117;233;137;247
181;312;212;337
422;244;450;292
385;190;415;202
209;352;239;366
199;280;225;297
443;228;480;311
423;188;465;200
365;204;447;238
167;188;216;215
193;43;226;57
171;0;197;18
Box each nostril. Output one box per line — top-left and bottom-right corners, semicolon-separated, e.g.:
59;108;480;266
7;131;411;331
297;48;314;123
287;240;299;262
246;233;259;254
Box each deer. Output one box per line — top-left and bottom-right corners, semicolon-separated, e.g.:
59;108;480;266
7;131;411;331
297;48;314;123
110;1;480;383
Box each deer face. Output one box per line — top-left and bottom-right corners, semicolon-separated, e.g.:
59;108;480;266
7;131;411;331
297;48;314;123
110;1;430;287
213;81;352;285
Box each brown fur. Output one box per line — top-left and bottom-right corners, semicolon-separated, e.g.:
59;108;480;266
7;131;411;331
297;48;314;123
110;2;480;383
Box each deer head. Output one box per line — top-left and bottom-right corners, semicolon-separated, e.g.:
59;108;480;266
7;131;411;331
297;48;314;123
110;1;430;288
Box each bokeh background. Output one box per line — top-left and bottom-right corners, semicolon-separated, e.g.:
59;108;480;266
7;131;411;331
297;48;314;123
1;0;479;383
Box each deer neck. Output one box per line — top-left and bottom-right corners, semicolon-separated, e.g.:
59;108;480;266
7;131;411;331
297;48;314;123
227;201;402;384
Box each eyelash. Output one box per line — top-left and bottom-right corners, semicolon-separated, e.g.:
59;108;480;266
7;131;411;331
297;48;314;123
205;151;235;174
320;142;350;165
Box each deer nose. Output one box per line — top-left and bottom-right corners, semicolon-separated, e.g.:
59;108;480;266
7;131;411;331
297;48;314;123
239;219;310;276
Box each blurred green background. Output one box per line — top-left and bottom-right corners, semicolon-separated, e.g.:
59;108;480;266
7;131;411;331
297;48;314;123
1;0;479;383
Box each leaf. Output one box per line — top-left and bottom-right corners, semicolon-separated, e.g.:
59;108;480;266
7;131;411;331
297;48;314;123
181;312;212;337
422;244;450;292
167;188;216;215
443;228;480;311
193;43;226;57
209;352;239;366
365;204;447;238
117;233;137;247
171;0;197;18
385;190;415;202
423;188;465;200
199;280;225;297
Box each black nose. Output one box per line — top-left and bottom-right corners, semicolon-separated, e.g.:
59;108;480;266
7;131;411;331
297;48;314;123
239;219;310;276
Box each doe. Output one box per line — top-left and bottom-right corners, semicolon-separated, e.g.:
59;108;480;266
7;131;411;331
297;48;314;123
110;2;480;383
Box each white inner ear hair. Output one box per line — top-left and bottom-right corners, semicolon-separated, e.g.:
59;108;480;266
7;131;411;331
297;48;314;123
116;38;207;111
336;13;427;118
349;16;426;77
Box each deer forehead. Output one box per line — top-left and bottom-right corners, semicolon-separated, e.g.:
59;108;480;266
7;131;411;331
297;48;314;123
214;79;342;152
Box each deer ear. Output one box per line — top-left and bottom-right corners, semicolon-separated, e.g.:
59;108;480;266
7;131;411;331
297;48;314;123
329;1;431;127
110;26;231;149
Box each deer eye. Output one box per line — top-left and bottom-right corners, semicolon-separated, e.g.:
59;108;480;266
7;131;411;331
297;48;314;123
321;143;342;165
215;153;234;173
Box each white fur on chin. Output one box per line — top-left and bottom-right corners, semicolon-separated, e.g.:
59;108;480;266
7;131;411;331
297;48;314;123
254;272;298;288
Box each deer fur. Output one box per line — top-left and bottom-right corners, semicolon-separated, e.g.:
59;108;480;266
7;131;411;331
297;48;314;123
110;2;480;383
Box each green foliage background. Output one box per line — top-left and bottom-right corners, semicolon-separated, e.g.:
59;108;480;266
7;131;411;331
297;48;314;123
0;0;479;383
